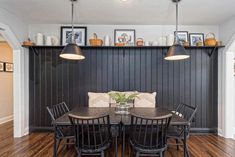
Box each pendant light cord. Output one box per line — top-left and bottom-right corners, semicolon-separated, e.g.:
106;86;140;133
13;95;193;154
175;0;179;43
71;0;75;43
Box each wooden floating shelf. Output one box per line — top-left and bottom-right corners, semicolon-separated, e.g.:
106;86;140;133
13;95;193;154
22;45;225;49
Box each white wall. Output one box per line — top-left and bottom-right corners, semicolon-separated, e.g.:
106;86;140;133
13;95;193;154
219;16;235;45
29;24;219;45
0;42;13;124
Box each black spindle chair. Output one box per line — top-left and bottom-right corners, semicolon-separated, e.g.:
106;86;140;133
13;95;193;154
129;113;172;157
69;114;112;157
46;102;74;155
167;103;197;157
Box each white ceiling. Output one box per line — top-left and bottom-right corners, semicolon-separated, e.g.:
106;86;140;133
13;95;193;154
0;0;235;25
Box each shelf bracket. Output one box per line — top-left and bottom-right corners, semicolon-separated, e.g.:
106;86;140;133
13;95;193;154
208;46;217;57
29;46;39;56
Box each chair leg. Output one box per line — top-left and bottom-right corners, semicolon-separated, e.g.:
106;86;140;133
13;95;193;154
66;139;69;149
159;151;163;157
186;144;191;157
101;151;105;157
175;139;179;150
136;151;140;157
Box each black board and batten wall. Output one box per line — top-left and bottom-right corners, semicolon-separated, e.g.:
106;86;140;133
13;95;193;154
28;46;220;133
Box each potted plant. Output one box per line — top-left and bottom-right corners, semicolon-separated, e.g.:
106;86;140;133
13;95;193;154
109;92;139;114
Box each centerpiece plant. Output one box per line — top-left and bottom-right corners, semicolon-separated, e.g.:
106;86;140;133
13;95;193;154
108;92;139;106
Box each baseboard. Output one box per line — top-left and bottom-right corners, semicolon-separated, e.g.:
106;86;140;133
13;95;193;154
30;126;217;134
218;128;223;137
190;128;217;134
24;127;29;136
0;115;13;125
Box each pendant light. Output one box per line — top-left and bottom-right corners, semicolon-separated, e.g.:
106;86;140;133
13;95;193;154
165;0;189;61
60;0;85;60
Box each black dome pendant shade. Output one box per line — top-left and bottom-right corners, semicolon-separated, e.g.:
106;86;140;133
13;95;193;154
60;0;85;60
60;43;85;60
165;0;189;61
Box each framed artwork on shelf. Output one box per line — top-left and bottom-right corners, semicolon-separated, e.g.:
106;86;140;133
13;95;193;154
0;61;4;72
174;31;188;45
189;33;204;46
4;62;13;72
60;26;87;46
114;29;136;46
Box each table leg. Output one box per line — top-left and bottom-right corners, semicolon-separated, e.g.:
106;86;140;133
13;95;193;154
115;135;118;157
54;126;57;157
122;125;125;157
183;125;188;157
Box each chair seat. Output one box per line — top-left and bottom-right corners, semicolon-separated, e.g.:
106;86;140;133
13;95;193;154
57;126;74;138
130;139;167;153
79;140;112;153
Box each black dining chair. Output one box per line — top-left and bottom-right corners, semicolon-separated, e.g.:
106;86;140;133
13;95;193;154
129;113;172;157
68;114;112;157
167;103;197;157
46;102;74;155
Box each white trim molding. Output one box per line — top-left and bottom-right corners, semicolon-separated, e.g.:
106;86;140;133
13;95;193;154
218;34;235;139
0;23;29;138
0;115;13;125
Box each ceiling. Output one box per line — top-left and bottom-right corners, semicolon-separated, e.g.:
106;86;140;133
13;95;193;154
0;0;235;25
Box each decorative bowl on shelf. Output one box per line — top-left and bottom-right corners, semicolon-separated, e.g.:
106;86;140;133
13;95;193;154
115;43;125;46
205;32;217;46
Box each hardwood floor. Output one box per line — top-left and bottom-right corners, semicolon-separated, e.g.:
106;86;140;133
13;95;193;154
1;121;235;157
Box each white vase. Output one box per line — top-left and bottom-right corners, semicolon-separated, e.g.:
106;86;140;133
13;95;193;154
36;33;44;45
104;35;112;46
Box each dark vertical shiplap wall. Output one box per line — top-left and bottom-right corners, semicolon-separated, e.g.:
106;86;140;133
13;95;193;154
29;47;218;132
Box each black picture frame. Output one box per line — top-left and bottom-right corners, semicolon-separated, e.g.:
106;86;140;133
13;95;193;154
60;26;87;46
114;29;136;46
174;31;189;44
189;33;205;46
4;62;13;72
0;61;4;72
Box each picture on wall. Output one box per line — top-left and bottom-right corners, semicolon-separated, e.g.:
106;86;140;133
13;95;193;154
174;31;188;45
189;33;204;46
4;62;13;72
114;29;135;46
0;61;4;72
60;26;87;46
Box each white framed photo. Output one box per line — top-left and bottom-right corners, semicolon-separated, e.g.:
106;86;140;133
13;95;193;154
175;31;188;45
60;26;87;46
114;29;136;46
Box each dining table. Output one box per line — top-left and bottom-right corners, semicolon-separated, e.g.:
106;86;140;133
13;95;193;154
53;107;190;157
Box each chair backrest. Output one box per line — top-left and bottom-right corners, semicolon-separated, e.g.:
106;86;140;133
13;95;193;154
69;114;111;151
46;102;69;121
130;113;172;150
173;103;197;125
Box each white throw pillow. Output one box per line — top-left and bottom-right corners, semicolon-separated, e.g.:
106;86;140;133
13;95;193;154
134;92;157;108
88;92;110;107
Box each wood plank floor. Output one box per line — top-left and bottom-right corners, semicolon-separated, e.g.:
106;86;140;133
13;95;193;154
1;121;235;157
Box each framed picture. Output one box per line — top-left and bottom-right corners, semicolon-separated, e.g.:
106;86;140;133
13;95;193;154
0;61;4;72
4;62;13;72
60;26;87;46
189;33;204;46
174;31;188;44
114;29;136;46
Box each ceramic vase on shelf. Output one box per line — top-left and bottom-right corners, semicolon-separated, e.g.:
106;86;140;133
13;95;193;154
167;34;174;46
35;33;44;45
104;35;112;46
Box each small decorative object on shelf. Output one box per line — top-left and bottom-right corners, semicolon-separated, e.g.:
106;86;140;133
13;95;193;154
204;32;217;46
109;92;139;114
114;29;135;46
60;26;87;46
216;41;223;46
23;38;35;46
136;38;144;46
89;33;103;46
189;33;204;46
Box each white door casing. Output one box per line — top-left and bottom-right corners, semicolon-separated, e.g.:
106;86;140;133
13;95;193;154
0;23;29;137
